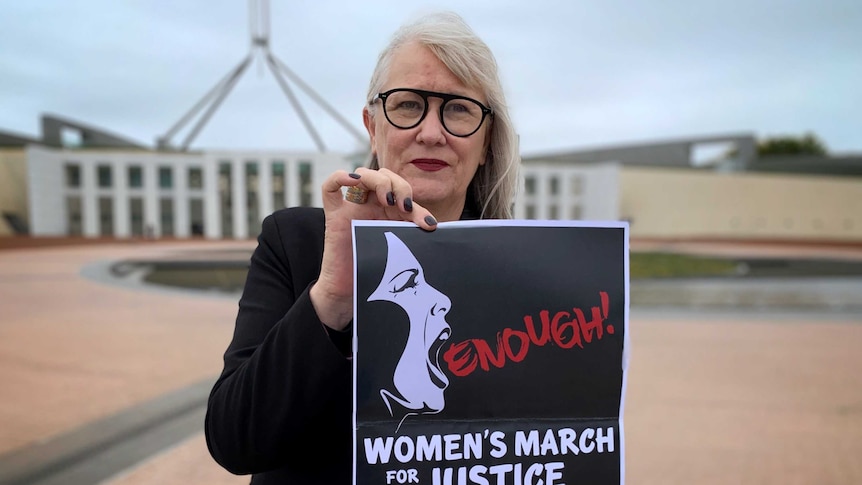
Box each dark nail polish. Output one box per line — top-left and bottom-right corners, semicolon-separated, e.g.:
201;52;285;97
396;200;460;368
386;191;395;206
403;197;413;212
424;215;437;226
349;172;361;179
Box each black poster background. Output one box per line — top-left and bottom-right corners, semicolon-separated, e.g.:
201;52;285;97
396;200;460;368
353;221;628;485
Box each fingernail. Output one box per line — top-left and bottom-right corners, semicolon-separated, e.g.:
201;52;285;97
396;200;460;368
424;215;437;226
349;172;361;179
386;191;395;206
403;197;413;212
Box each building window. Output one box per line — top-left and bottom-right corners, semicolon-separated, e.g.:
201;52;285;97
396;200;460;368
65;164;81;188
246;161;260;237
272;193;286;211
160;198;174;236
129;197;144;236
219;161;233;238
98;197;114;236
272;161;285;188
159;167;173;189
190;198;204;236
97;165;112;188
66;196;82;235
128;166;143;188
188;167;203;189
525;204;536;219
570;175;583;196
525;176;536;195
549;176;559;195
570;205;582;220
272;161;286;211
549;205;559;219
299;161;313;207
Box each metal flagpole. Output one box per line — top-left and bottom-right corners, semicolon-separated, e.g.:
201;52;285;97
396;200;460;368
156;0;367;152
266;52;326;152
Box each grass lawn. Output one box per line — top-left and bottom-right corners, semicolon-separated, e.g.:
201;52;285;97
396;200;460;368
630;252;739;279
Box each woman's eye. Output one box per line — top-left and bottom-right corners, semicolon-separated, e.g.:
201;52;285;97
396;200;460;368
445;101;472;114
389;269;419;294
395;101;422;111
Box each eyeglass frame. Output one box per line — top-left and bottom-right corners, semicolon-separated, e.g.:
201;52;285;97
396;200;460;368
372;88;494;138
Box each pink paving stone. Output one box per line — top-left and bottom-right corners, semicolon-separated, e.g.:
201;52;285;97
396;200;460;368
623;315;862;485
0;241;252;455
104;434;246;485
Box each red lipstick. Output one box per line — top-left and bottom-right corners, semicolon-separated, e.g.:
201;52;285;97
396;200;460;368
411;159;448;172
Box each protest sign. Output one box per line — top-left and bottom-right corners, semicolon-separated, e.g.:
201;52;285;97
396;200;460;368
353;220;629;485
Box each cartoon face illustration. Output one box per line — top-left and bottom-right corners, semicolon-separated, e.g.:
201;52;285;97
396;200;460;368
368;232;452;423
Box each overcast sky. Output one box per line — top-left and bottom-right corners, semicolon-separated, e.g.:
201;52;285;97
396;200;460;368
2;0;860;156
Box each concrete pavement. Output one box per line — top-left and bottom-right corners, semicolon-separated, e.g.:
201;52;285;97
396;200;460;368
0;241;249;484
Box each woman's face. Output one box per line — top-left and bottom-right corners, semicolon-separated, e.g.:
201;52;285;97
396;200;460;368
364;42;490;218
368;232;452;413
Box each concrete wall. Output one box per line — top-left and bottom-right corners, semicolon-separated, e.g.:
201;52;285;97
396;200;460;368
41;115;146;149
17;144;862;242
201;150;348;239
620;167;862;241
515;161;620;221
526;133;756;171
0;148;28;235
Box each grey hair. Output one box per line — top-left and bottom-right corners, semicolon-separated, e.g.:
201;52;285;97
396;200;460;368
365;11;519;219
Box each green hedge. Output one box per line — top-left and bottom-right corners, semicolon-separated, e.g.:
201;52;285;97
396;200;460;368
630;252;739;279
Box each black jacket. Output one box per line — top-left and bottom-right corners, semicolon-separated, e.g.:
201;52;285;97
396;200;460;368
206;207;353;484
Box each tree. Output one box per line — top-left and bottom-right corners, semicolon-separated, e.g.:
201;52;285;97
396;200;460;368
757;133;827;157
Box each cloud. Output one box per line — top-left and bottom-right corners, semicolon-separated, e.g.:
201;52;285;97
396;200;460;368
1;0;860;153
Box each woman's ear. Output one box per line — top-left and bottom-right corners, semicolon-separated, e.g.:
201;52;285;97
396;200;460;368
363;107;377;149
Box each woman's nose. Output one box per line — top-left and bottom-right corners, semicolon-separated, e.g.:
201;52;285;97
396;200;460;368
415;105;447;146
430;291;452;316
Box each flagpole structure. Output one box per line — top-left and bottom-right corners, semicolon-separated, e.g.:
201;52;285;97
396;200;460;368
156;0;367;152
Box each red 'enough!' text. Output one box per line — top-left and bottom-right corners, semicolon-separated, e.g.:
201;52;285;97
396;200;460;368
442;292;614;377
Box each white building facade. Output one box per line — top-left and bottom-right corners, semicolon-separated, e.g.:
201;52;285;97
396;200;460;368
26;145;622;239
27;146;353;239
514;161;620;221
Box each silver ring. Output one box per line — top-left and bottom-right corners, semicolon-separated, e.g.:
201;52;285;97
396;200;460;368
345;185;369;204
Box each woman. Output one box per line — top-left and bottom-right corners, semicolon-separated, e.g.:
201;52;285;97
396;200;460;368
206;11;519;484
367;231;452;431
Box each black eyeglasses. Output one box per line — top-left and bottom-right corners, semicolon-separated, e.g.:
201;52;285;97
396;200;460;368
373;88;493;137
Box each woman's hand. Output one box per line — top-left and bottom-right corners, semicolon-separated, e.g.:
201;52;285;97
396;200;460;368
310;168;438;331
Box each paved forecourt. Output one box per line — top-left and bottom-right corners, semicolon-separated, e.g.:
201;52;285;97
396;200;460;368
0;240;250;484
1;239;860;485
